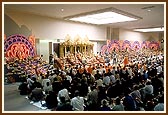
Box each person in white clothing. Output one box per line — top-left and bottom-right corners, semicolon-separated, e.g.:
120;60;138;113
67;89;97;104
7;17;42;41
41;76;51;89
43;82;52;94
27;75;34;90
71;90;85;111
157;65;162;74
103;76;110;86
57;87;70;105
110;74;116;84
144;81;154;95
66;74;72;83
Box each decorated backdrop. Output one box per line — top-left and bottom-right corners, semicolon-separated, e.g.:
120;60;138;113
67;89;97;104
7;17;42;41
4;34;36;59
101;40;160;55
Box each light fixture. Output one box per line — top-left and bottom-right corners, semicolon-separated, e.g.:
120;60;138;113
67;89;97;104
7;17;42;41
134;27;164;32
61;8;64;12
65;7;141;25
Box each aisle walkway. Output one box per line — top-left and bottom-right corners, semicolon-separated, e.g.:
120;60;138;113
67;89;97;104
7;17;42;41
3;82;40;111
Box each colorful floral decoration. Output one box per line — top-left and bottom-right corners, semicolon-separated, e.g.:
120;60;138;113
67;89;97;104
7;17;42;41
132;41;141;50
101;45;108;55
28;35;36;53
122;40;131;50
108;40;120;53
4;34;36;59
141;41;148;49
101;40;161;54
148;41;160;50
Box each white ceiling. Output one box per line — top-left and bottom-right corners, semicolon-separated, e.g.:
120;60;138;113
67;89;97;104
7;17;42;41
4;3;164;30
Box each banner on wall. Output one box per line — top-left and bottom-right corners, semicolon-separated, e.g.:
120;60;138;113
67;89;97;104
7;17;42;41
101;40;160;55
4;34;36;60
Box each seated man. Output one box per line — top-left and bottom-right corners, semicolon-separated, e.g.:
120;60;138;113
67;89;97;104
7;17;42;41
28;85;45;102
71;90;85;111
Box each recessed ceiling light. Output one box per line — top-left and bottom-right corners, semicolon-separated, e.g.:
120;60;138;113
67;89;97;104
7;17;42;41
147;9;151;12
61;8;64;12
134;27;164;32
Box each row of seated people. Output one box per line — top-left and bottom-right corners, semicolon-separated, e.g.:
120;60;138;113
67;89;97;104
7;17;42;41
4;56;54;83
54;52;105;71
17;49;164;111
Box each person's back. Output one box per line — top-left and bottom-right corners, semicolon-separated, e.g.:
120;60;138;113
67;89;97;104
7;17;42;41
111;98;124;111
71;90;85;111
87;87;98;110
110;75;116;84
154;96;164;111
29;86;44;102
45;91;58;109
52;78;62;94
57;88;70;104
123;89;136;111
99;105;111;111
103;76;110;86
144;82;153;95
99;99;111;111
27;75;34;90
56;96;72;111
112;104;124;111
44;82;53;94
42;78;51;88
131;85;142;102
79;82;88;97
18;82;28;95
87;86;98;104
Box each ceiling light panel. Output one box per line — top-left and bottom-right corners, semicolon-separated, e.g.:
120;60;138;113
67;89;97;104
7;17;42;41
65;6;142;25
134;27;164;32
69;11;138;25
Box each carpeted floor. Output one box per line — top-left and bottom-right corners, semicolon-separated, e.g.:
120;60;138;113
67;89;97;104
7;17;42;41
3;82;47;111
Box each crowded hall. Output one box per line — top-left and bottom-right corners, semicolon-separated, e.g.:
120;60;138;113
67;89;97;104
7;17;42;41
3;3;165;112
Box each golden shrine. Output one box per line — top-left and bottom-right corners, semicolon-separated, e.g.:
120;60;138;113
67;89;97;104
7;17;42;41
59;34;94;57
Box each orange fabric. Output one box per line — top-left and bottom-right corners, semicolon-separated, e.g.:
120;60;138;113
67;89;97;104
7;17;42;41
87;66;93;74
123;57;129;66
78;68;84;74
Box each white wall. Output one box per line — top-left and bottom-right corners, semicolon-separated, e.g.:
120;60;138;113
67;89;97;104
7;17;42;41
4;10;163;60
119;28;161;41
5;10;106;41
92;42;98;54
39;40;49;62
5;10;107;60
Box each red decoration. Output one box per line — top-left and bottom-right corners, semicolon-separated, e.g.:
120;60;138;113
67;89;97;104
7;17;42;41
4;34;36;60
